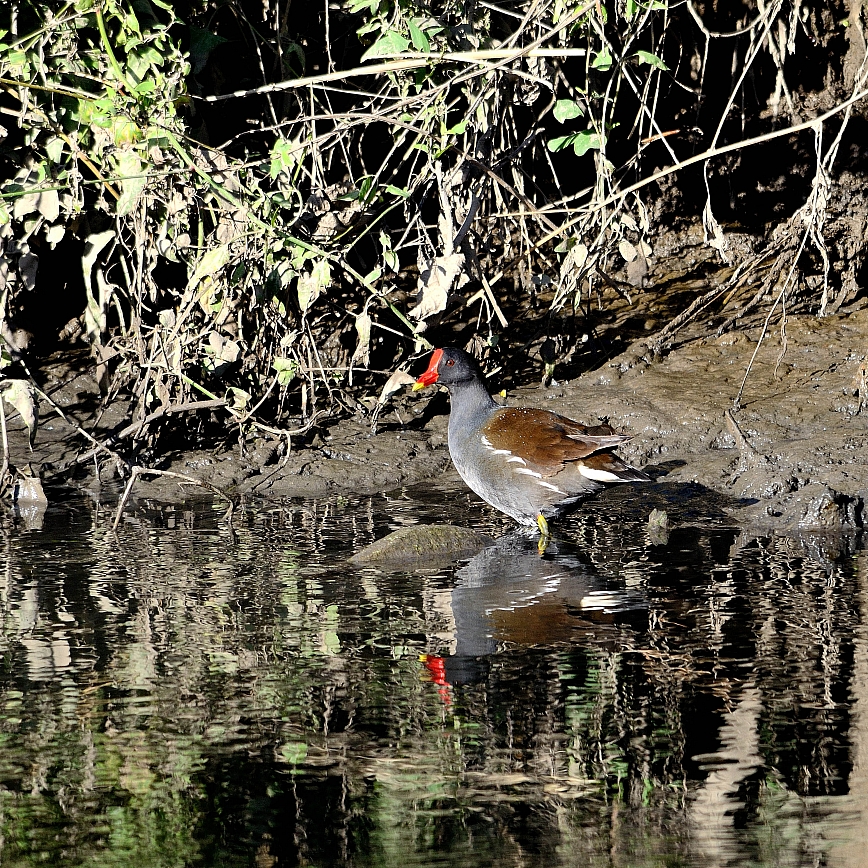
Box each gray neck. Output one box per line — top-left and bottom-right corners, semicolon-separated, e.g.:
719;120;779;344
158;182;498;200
446;377;498;438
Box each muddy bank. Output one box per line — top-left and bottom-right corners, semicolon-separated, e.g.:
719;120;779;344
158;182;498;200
239;306;868;536
4;308;866;538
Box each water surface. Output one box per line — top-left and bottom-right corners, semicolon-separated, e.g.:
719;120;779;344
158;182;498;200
1;479;866;867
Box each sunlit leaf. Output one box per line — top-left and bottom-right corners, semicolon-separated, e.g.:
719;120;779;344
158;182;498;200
572;130;604;156
115;151;146;216
352;312;372;367
619;239;638;262
548;129;605;156
377;369;416;407
225;386;250;410
446;119;467;134
14;189;59;222
45;223;65;246
591;47;612;71
297;259;331;313
207;331;240;364
547;134;574;152
188;244;230;290
273;356;299;386
80;230;114;344
636;50;668;70
360;30;411;61
45;137;64;163
553;99;583;122
408;19;430;52
0;379;38;448
385;184;410;198
16;251;37;294
270;139;298;178
364;266;383;284
409;253;465;320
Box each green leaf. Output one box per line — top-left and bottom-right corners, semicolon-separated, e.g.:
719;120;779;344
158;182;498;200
446;119;468;134
408;19;430;52
385;184;410;198
45;137;64;163
553;99;583;123
363;266;382;284
358;175;374;202
273;356;299;386
547;134;575;152
591;47;612;71
380;229;399;272
360;30;411;61
547;130;605;156
188;244;231;290
636;50;668;70
270;139;297;178
625;0;639;19
571;130;604;156
348;0;378;11
225;387;251;410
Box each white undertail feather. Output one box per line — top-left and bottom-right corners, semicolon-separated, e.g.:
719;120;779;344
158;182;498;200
578;465;626;482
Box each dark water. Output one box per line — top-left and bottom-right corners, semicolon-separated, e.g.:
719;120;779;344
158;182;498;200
1;478;866;867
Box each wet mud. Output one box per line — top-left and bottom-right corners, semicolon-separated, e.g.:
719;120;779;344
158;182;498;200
5;302;867;541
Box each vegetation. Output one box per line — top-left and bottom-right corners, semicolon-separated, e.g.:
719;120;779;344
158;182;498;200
0;0;866;481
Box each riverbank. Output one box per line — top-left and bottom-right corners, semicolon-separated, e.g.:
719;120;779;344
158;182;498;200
7;304;865;542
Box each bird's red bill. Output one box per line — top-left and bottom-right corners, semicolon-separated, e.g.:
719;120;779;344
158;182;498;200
413;348;443;389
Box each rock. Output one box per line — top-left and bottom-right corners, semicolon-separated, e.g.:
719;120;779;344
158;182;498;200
647;508;669;545
350;524;494;567
797;484;861;530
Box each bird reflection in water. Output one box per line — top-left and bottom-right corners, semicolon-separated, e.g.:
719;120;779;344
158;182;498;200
421;532;647;695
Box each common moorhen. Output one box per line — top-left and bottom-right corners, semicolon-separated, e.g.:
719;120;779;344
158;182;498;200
413;347;650;549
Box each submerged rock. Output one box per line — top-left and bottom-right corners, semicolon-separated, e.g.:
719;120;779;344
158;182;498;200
350;524;494;567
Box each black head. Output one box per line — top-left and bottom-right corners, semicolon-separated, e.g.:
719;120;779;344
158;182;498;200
413;347;485;389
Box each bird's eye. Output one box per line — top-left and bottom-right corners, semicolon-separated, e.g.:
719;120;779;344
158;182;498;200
446;358;455;367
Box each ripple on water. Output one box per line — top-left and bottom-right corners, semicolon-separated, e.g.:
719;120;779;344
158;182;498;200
0;482;864;867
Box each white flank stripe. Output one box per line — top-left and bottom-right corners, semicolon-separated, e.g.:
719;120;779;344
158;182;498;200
506;456;526;464
492;448;512;456
579;465;623;482
480;435;492;447
516;468;542;478
537;480;564;493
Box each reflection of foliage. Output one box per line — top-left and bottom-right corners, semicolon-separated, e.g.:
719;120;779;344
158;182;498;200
0;497;863;864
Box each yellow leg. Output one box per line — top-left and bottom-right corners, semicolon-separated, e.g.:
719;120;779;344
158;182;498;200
536;513;550;555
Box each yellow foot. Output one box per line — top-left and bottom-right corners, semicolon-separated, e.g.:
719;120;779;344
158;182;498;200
536;514;550;555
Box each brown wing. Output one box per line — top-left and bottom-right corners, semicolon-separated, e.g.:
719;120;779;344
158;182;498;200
481;407;633;476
